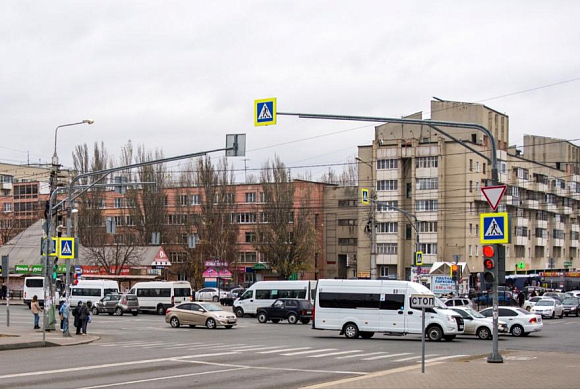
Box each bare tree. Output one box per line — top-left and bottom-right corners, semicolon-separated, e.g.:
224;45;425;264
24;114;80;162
254;156;319;279
319;158;358;186
0;212;19;245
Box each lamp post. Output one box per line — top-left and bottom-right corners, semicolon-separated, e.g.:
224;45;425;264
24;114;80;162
356;157;376;280
52;120;94;166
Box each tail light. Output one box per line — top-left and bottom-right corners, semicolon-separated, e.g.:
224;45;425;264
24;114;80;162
171;296;175;305
529;317;537;324
190;295;193;302
166;308;172;314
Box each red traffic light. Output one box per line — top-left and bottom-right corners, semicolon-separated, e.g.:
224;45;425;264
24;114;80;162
484;258;495;270
482;245;495;258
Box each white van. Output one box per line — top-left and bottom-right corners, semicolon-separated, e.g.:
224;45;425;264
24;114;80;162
313;279;464;341
129;281;192;315
24;277;44;308
233;281;316;317
70;280;120;307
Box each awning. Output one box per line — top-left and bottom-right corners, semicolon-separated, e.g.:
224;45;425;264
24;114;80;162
252;263;269;270
81;275;161;280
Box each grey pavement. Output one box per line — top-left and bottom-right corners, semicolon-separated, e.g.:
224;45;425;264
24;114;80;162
0;326;99;351
302;350;580;389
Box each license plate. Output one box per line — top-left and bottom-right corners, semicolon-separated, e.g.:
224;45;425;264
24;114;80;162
306;311;312;314
228;320;236;323
459;325;464;330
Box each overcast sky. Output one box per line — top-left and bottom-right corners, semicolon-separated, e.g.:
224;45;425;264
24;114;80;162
1;1;579;182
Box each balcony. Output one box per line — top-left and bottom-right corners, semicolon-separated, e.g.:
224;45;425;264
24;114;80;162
571;224;580;232
514;236;528;245
534;237;547;246
514;217;528;228
553;238;564;247
376;255;398;266
560;205;573;215
530;181;548;193
570;240;579;248
541;202;557;213
535;220;548;229
0;182;12;191
523;199;539;210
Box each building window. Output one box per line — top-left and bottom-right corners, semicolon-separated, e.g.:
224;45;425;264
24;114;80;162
469;245;473;256
515;227;528;237
169;252;186;264
114;198;125;208
190;194;200;205
469;159;473;172
237;213;256;224
164;196;169;206
378;201;398;212
239;252;257;263
377;159;398;170
259;192;265;203
377;180;398;191
3;203;12;212
225;192;235;204
469;181;473;193
338;200;356;207
245;192;256;203
114;216;124;227
338;238;358;246
377;222;398;234
476;161;480;173
416;200;438;212
125;216;135;226
419;243;437;254
469;223;473;235
338;219;357;226
418;221;437;233
379;266;389;278
245;232;256;243
416;178;438;190
475;245;479;257
179;195;188;206
416;157;438;168
377;243;398;254
517;168;529;180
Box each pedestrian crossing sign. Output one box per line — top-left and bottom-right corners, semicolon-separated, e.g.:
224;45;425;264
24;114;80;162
59;237;76;259
480;213;509;244
254;98;277;126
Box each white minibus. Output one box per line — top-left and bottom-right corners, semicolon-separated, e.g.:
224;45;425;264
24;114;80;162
70;280;120;307
129;281;192;315
233;280;316;317
24;277;44;308
313;279;464;341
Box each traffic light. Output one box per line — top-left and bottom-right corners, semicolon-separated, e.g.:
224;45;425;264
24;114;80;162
450;264;459;281
52;258;59;282
483;245;496;283
73;273;79;286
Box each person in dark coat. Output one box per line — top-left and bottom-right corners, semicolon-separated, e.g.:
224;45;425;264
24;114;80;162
518;292;525;307
79;302;90;335
73;301;82;335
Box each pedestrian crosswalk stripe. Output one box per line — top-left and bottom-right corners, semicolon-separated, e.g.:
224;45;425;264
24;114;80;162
282;348;337;356
336;351;386;359
362;353;412;361
308;350;363;358
394;354;438;362
258;347;312;354
419;355;467;363
235;345;288;352
161;342;206;349
228;345;265;350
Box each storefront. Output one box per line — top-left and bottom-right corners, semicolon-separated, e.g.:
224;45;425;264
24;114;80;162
202;260;232;288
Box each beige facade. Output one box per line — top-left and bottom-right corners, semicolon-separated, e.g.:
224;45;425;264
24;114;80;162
356;99;580;281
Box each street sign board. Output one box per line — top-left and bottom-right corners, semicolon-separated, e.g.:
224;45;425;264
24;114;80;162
481;185;507;211
75;265;83;275
254;98;277;126
41;237;58;257
410;294;435;309
59;237;75;259
361;188;369;205
480;212;509;244
415;251;423;266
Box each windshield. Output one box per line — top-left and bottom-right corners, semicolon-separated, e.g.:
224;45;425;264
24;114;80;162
199;303;223;312
563;298;579;304
536;300;554;306
434;297;448;309
463;308;485;318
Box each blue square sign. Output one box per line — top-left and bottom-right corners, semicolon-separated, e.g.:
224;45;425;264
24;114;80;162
254;98;277;126
480;212;509;244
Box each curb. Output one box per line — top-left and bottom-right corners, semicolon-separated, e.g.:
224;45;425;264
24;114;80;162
0;335;100;352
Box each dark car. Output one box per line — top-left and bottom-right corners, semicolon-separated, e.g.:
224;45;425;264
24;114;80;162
257;298;313;324
562;297;580;317
94;294;140;316
220;288;245;306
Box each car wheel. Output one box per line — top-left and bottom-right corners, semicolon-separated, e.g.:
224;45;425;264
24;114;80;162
271;319;280;324
157;305;166;315
559;311;564;318
170;317;180;328
565;313;569;317
206;318;217;329
576;310;579;317
131;312;138;316
234;307;244;318
511;324;524;337
225;325;233;329
114;307;123;316
426;325;443;341
287;313;298;324
189;325;196;328
551;311;555;319
343;323;359;339
301;318;310;325
212;296;219;302
92;307;99;315
257;312;268;323
360;331;374;339
477;327;491;340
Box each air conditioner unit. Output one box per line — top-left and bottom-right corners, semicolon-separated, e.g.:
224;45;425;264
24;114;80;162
476;137;483;145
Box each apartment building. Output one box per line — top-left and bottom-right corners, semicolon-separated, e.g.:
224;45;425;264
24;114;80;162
356;99;580;282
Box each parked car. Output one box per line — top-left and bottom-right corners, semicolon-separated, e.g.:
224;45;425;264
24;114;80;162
165;302;237;329
257;298;313;324
195;288;229;303
450;307;508;340
220;288;245;306
523;296;543;311
473;292;515;305
445;298;472;308
561;297;580;317
567;290;580;298
93;293;140;316
479;306;543;337
531;299;564;319
542;292;567;303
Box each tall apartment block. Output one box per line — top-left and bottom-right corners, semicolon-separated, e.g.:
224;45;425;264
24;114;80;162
356;99;580;282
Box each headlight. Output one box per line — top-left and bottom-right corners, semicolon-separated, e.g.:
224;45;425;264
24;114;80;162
447;315;456;322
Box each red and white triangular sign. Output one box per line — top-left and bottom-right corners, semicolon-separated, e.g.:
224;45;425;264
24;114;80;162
481;185;507;210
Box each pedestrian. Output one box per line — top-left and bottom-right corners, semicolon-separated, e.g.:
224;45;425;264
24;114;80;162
518;291;525;307
80;301;90;335
1;283;6;300
531;290;537;298
73;301;82;335
59;300;69;334
31;295;42;329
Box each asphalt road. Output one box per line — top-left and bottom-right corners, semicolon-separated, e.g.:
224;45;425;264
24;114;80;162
1;305;579;389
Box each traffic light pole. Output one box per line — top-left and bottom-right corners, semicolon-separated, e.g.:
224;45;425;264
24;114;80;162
276;111;502;363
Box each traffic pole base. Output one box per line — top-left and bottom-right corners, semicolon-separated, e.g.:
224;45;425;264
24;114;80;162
487;352;504;363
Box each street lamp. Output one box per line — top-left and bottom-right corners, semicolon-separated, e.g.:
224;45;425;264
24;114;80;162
52;120;94;166
355;157;377;280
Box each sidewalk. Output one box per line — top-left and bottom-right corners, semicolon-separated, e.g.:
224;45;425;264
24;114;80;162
0;327;99;351
0;299;25;306
302;350;580;389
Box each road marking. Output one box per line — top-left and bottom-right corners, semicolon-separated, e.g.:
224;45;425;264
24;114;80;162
0;352;241;380
308;350;363;358
161;342;206;349
420;355;467;363
95;341;154;347
394;354;438;362
78;367;248;389
362;353;412;361
258;347;312;354
121;341;166;348
231;345;288;352
228;345;266;350
336;351;386;359
204;344;247;350
281;348;337;356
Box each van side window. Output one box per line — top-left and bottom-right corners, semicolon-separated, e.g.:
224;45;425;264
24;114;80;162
129;289;135;295
319;293;380;309
256;290;271;299
380;294;405;310
174;288;191;297
240;290;253;300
